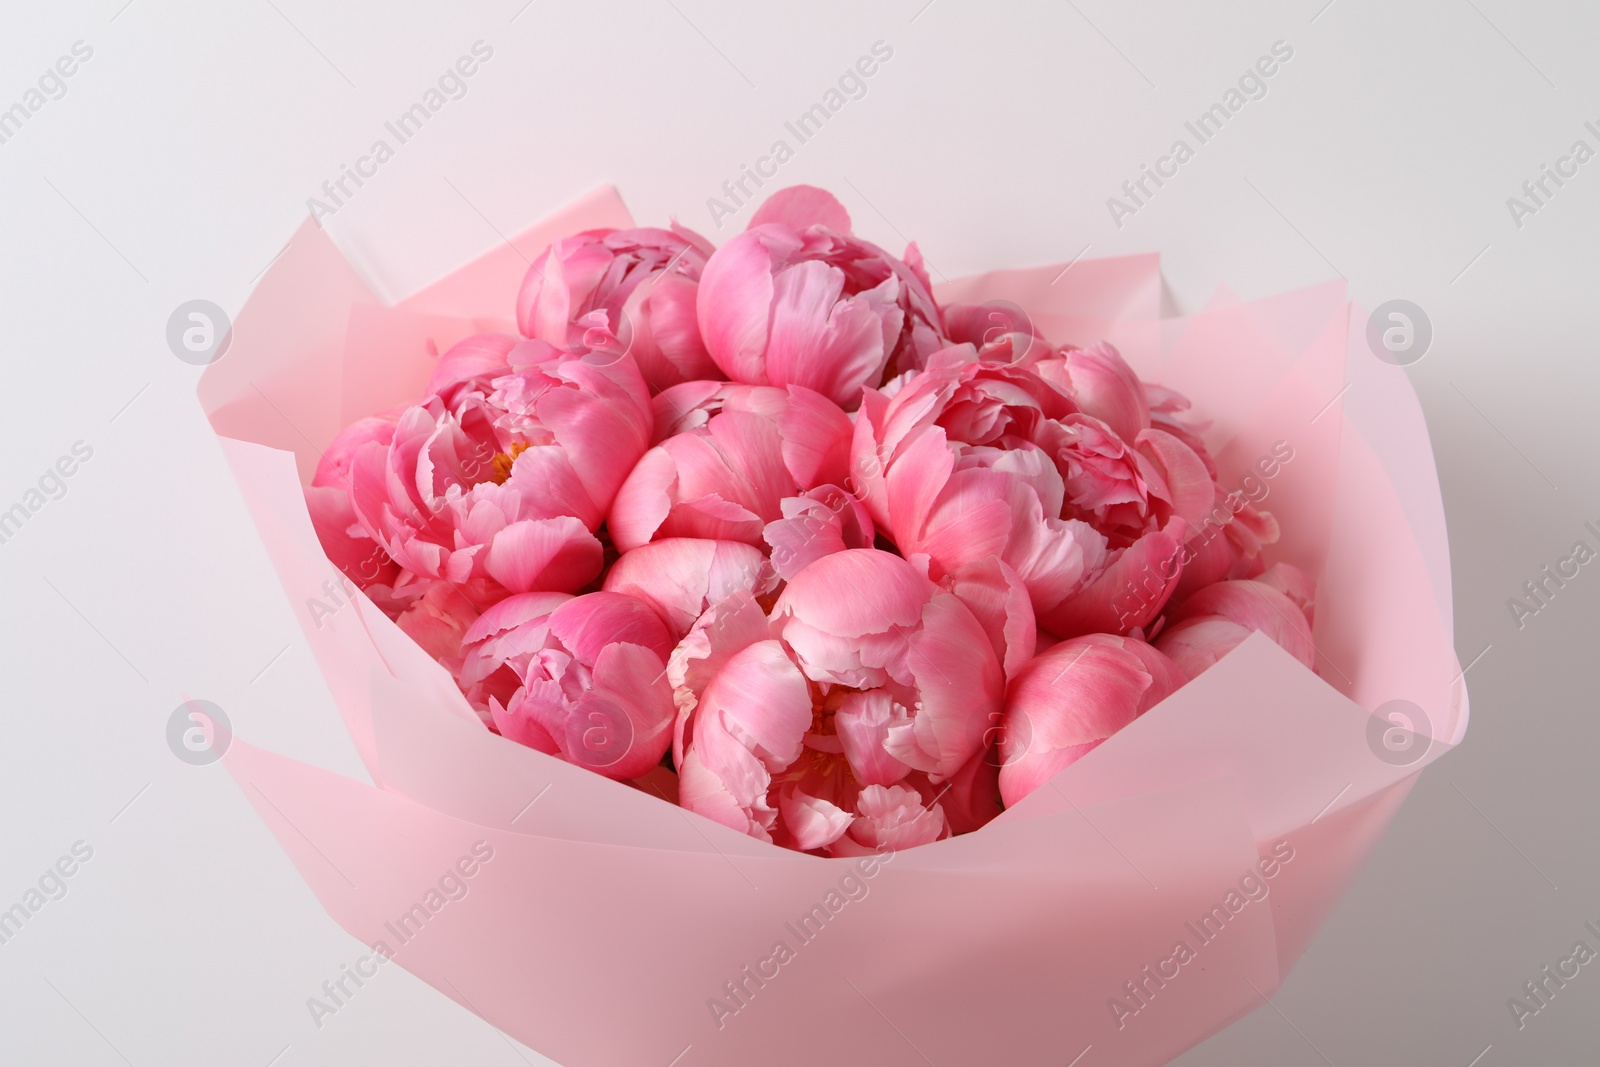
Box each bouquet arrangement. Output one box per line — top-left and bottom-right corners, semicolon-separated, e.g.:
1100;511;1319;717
200;184;1465;1066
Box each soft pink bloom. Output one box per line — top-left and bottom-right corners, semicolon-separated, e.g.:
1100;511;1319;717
338;332;651;604
602;538;776;639
850;368;1113;634
676;550;1004;852
1155;564;1316;678
696;186;945;409
459;591;676;780
997;634;1187;805
307;415;401;595
1030;413;1213;547
516;226;720;391
607;385;853;553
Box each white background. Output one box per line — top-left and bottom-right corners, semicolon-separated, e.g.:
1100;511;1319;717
1;1;1596;1064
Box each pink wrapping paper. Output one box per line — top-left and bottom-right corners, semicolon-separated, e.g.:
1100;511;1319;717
200;188;1465;1066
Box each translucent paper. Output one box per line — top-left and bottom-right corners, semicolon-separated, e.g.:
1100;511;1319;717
200;189;1465;1067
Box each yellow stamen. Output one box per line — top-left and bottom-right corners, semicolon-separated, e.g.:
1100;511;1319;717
487;441;532;484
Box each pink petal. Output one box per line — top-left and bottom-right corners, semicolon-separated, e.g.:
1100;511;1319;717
998;635;1172;805
697;230;781;384
748;185;853;233
779;787;855;851
833;689;913;787
603;538;774;638
777;385;854;489
483;516;603;594
1137;427;1215;527
1061;342;1149;441
547;591;674;665
943;556;1037;679
1038;520;1187;637
775;549;932;640
606;446;678;552
762;260;889;407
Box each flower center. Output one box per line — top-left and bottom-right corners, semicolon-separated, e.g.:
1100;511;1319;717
486;441;532;484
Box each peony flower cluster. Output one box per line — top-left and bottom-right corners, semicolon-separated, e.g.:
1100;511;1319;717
308;186;1316;855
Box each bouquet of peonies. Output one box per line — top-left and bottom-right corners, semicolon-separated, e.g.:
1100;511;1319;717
201;185;1466;1066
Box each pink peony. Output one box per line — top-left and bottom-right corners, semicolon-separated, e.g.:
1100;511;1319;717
997;634;1187;805
517;226;720;391
458;590;675;779
333;332;651;606
607;384;853;553
675;549;1004;852
695;186;945;409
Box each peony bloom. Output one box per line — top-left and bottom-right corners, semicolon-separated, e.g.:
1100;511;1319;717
307;415;402;597
1155;564;1316;678
675;549;1005;852
997;634;1187;806
334;331;651;606
695;186;946;409
457;591;675;779
850;343;1242;639
607;384;853;553
849;359;1118;636
516;226;720;391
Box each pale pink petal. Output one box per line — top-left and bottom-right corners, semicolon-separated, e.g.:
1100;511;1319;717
748;185;853;233
603;538;774;638
779;787;855;851
697;229;783;384
833;689;913;787
1061;342;1149;441
841;783;947;852
943;556;1037;679
775;549;932;640
483;516;603;594
1038;520;1187;637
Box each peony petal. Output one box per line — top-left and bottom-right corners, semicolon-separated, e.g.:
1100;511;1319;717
604;538;773;638
779;787;855;851
697;230;782;384
483;516;603;594
748;185;853;233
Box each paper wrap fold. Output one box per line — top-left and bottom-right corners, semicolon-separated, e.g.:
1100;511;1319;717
200;188;1465;1067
